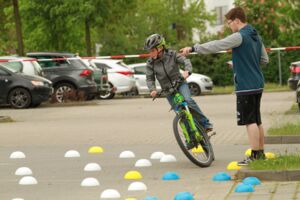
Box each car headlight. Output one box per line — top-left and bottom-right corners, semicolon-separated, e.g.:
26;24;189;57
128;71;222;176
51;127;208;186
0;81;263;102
201;77;211;83
31;80;44;86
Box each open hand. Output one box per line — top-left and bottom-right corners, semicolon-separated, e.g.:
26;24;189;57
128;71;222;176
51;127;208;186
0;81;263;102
179;47;192;56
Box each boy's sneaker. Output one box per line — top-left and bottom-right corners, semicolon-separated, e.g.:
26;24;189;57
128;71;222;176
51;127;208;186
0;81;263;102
237;156;253;166
205;124;213;133
186;142;195;150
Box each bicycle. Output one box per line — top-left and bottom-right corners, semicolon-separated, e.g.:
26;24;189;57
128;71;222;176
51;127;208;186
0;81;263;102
153;80;215;167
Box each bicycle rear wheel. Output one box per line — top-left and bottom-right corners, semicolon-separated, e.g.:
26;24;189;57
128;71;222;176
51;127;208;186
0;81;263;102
173;113;214;167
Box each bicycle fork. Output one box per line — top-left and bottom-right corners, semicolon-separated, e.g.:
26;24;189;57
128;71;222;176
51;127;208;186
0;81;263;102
179;105;203;143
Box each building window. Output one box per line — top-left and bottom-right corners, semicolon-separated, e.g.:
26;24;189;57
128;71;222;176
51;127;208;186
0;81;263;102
215;6;228;25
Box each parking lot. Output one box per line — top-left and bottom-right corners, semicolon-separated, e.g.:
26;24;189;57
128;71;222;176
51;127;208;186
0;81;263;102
0;91;298;199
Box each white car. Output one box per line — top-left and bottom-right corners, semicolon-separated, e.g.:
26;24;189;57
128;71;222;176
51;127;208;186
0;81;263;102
88;59;136;99
0;56;44;77
128;63;213;96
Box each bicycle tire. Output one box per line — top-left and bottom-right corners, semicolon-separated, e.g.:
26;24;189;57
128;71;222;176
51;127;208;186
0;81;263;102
173;113;214;167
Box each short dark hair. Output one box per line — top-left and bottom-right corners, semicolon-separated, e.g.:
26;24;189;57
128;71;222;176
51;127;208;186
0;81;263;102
225;7;246;23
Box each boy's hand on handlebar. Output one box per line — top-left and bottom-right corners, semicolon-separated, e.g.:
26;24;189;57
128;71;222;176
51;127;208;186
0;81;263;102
150;90;157;98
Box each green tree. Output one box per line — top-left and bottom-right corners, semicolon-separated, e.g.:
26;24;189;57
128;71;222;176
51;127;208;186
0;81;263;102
12;0;24;56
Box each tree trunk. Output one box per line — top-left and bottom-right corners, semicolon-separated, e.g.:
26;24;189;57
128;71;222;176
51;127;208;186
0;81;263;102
12;0;24;56
85;18;92;56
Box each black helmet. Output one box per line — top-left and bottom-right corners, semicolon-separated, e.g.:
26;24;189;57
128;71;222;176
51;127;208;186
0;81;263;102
144;34;166;50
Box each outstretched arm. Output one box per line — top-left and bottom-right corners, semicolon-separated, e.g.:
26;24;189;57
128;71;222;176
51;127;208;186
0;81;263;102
180;32;242;55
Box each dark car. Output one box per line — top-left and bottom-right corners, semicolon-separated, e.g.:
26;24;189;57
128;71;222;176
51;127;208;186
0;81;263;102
27;52;97;103
297;80;300;112
0;64;52;109
288;61;300;90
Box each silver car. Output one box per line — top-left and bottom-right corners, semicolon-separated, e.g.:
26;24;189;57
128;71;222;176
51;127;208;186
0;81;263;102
128;63;213;96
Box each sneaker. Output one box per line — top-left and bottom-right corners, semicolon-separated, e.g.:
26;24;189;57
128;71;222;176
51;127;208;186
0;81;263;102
237;156;253;166
205;124;213;133
186;142;195;150
257;152;266;160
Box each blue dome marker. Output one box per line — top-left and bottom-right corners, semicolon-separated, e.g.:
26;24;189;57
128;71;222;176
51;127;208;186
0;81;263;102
242;177;261;185
174;192;194;200
212;172;231;181
235;183;254;193
144;197;158;200
162;172;180;181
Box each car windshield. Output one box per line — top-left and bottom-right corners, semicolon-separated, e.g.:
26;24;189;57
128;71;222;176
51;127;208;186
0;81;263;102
1;61;23;73
70;59;88;69
32;61;43;75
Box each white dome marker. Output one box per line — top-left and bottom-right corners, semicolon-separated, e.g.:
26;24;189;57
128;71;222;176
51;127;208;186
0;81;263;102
10;151;26;159
12;198;24;200
19;176;38;185
81;177;100;187
100;189;121;198
150;152;165;160
160;154;177;162
84;163;101;172
135;159;152;167
119;151;135;158
15;167;33;176
128;181;147;191
64;150;80;158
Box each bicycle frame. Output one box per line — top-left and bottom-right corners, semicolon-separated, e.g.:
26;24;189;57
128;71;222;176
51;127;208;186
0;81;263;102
172;92;203;143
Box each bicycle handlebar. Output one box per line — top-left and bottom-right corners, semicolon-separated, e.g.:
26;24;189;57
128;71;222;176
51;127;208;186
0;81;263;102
152;78;183;101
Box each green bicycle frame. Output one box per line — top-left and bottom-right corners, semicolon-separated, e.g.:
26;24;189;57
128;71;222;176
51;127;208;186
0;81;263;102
173;93;203;142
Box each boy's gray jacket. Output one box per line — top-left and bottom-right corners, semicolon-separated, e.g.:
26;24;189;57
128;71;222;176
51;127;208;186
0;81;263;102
146;49;192;91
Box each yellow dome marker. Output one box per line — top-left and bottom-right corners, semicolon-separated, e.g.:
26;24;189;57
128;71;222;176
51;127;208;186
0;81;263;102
88;146;104;154
227;161;241;170
125;198;137;200
245;149;252;156
265;152;275;159
124;171;143;180
192;146;204;153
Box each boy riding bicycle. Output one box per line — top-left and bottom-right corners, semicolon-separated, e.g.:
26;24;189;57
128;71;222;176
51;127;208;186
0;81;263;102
144;33;213;137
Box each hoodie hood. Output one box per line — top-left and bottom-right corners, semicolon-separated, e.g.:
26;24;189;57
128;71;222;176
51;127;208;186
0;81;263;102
240;24;259;42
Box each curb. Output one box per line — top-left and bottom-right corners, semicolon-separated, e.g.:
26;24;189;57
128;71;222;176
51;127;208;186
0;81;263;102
0;116;14;123
265;136;300;144
235;169;300;181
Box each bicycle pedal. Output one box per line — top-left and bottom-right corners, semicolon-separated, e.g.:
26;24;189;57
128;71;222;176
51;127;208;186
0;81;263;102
208;131;216;139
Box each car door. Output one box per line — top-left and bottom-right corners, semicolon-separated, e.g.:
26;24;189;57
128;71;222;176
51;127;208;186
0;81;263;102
0;68;13;103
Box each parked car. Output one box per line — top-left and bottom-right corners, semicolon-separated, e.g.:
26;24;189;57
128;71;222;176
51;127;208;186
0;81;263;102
27;52;97;103
82;59;109;99
288;61;300;90
0;56;44;77
88;59;136;99
128;63;213;96
0;64;52;108
297;80;300;112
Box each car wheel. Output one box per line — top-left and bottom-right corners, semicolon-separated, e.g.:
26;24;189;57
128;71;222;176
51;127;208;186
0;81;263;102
99;82;115;99
188;82;201;96
8;88;31;109
54;83;76;103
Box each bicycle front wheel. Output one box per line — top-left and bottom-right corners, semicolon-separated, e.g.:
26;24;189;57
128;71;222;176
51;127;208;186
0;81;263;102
173;114;214;167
